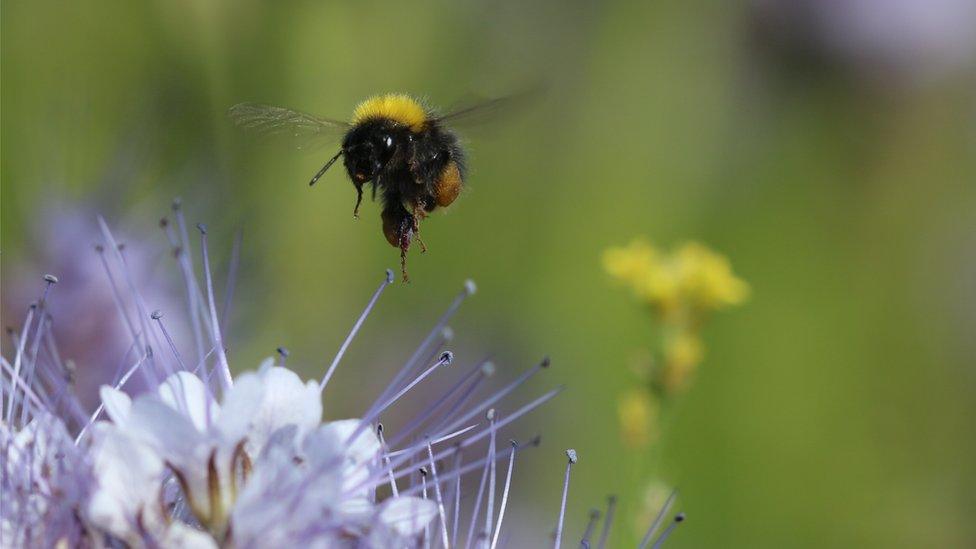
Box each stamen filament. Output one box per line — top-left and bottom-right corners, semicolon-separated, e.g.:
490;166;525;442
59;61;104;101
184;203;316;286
637;490;676;549
320;269;393;391
595;496;616;549
650;514;685;549
489;441;518;549
554;449;578;549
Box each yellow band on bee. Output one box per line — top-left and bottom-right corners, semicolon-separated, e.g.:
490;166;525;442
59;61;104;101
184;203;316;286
351;93;427;132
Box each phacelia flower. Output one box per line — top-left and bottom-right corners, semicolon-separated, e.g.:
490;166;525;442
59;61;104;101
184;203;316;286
2;203;686;548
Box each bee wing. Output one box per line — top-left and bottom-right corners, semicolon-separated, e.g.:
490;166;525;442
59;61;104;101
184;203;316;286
228;103;350;151
433;88;542;130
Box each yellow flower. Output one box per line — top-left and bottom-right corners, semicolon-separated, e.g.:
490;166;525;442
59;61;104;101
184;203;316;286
660;330;704;393
617;388;658;448
604;239;749;316
674;242;750;311
603;239;657;288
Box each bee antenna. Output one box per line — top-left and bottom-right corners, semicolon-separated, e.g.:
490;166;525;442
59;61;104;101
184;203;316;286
309;148;344;186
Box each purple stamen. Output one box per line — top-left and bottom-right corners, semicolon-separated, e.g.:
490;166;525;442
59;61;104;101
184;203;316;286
579;509;600;549
435;356;549;442
426;441;451;549
595;496;616;549
347;351;454;446
364;280;473;425
485;411;498;546
637;490;676;549
554;449;578;549
489;440;518;549
650;514;685;549
98;217;172;381
75;352;149;444
5;303;37;423
196;224;233;394
320;269;394;391
385;358;490;450
377;424;399;497
464;410;495;549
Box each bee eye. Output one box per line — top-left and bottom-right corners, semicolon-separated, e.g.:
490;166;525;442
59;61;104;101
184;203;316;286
383;135;394;148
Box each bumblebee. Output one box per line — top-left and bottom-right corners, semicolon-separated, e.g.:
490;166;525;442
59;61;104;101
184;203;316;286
230;93;510;281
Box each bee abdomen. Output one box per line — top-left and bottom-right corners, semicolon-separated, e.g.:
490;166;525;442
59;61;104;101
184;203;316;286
434;161;463;207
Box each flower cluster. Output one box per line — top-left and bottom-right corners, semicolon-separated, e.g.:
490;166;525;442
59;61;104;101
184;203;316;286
1;204;685;548
603;239;748;443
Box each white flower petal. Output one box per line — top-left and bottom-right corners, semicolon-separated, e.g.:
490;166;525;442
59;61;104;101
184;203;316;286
257;356;275;372
376;496;438;538
318;419;380;465
127;396;207;466
87;423;164;542
99;386;132;427
219;366;322;454
215;372;263;444
157;371;216;432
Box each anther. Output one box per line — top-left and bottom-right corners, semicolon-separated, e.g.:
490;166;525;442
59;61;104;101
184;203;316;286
43;274;59;284
566;449;578;464
385;269;395;283
276;346;289;358
172;198;182;211
439;351;454;365
481;361;496;377
419;467;428;477
464;279;477;296
151;310;163;320
159;217;169;228
196;223;207;235
541;355;552;368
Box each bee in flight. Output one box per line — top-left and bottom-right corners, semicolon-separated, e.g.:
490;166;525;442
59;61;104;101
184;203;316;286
229;93;513;281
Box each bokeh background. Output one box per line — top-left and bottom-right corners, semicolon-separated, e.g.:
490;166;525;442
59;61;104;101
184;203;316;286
3;1;976;546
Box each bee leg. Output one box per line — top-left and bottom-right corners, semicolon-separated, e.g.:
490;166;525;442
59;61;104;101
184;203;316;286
410;204;428;254
383;205;416;281
398;213;415;282
353;183;364;219
400;247;410;282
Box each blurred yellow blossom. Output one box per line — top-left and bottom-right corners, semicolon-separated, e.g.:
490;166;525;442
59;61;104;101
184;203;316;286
603;239;749;318
674;242;750;311
604;238;748;455
618;387;659;448
603;239;658;292
661;330;704;393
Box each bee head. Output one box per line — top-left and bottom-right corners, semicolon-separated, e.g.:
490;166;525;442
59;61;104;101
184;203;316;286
342;120;401;184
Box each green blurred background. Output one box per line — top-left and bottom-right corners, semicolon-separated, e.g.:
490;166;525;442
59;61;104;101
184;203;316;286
3;1;975;546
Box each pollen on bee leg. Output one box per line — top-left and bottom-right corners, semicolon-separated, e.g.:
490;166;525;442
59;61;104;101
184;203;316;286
353;184;364;219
